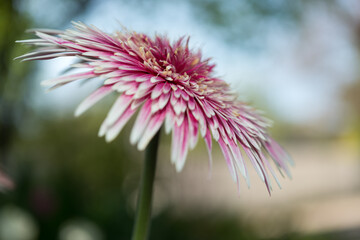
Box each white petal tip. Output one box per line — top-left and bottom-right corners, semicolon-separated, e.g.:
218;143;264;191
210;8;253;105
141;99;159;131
98;132;105;138
175;164;184;173
105;134;116;143
137;143;146;151
98;127;106;137
246;179;251;188
40;80;51;86
129;135;137;146
74;108;83;117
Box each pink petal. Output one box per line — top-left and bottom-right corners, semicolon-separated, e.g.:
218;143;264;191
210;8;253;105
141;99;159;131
264;138;293;178
165;109;175;134
209;118;220;141
188;97;196;110
162;82;171;93
204;128;213;175
41;71;95;89
181;90;189;101
112;81;138;93
158;92;170;110
151;82;165;99
258;151;281;189
188;112;199;149
175;118;190;172
171;122;182;164
218;138;237;182
104;94;133;126
130;100;152;145
228;138;249;186
243;147;267;185
137;110;166;151
133;80;154;99
75;85;113;116
105;106;136;142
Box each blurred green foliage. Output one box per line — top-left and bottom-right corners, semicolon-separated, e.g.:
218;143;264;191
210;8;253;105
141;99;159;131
1;115;137;239
0;0;33;167
192;0;304;48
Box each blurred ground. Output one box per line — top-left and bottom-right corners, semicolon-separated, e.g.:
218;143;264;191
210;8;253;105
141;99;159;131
157;140;360;238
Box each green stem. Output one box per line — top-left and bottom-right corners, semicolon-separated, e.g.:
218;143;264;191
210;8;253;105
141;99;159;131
131;131;160;240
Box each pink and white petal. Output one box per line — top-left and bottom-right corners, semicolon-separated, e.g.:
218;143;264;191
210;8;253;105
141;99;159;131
137;110;166;151
134;74;152;82
228;138;249;186
264;138;293;178
258;150;281;189
232;124;251;148
75;85;114;116
103;70;129;79
204;129;213;175
35;31;68;44
112;81;138;93
130;95;148;110
17;50;79;61
175;112;185;126
105;107;137;142
104;77;123;85
151;82;165;99
165;109;175;134
243;147;267;186
181;90;189;101
247;148;272;193
175;119;190;172
188;112;199;149
158;92;170;110
174;88;182;98
219;117;235;140
130;100;152;145
150;76;163;83
170;84;178;91
199;100;215;118
218;138;237;182
134;80;154;99
125;85;140;95
209;118;220;141
162;82;171;93
243;131;261;150
98;120;108;137
192;103;207;137
104;94;133;126
188;97;196;110
150;97;159;113
171;123;182;164
172;101;182;116
41;71;95;88
179;98;187;113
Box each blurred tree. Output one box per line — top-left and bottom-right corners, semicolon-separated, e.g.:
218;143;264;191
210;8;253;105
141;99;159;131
0;0;33;181
0;0;96;186
191;0;305;48
336;2;360;141
5;116;138;239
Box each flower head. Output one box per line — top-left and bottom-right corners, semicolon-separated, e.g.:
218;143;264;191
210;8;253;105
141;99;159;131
17;22;293;193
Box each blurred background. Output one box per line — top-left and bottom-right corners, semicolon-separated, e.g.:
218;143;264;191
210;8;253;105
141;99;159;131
1;0;360;239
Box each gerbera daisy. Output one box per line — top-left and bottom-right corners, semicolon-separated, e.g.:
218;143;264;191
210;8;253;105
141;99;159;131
16;21;293;193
